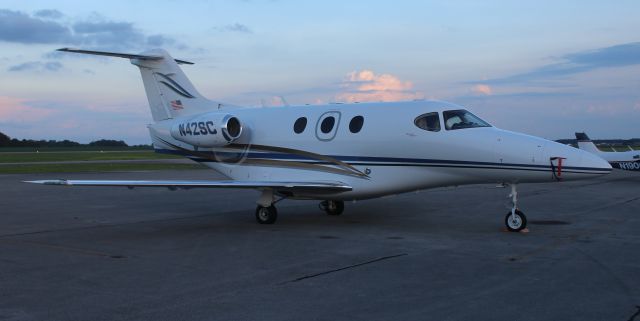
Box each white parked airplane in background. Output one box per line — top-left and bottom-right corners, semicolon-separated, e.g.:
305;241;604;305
26;48;612;232
575;132;640;171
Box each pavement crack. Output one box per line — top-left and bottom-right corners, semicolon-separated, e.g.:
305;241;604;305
281;253;407;284
573;247;634;300
628;306;640;321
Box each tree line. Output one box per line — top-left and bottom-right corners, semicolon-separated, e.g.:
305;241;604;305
556;137;640;147
0;131;134;148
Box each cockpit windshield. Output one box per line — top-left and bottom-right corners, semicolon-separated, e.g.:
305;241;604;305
443;109;491;130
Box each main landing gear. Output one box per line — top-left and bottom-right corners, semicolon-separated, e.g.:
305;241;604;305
254;190;347;224
319;200;344;216
255;205;277;224
505;184;527;232
255;189;278;224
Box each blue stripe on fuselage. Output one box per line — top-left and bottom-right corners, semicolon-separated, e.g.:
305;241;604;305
154;148;611;174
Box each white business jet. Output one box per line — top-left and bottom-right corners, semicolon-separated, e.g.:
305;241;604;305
575;132;640;171
26;48;612;231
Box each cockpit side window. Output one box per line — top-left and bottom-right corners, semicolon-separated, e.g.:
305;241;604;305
443;109;491;130
414;112;441;132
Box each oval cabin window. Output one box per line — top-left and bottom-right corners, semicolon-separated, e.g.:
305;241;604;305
349;116;364;133
321;116;336;134
294;117;307;134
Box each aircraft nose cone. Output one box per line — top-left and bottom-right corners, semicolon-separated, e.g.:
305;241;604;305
580;149;612;171
546;141;611;180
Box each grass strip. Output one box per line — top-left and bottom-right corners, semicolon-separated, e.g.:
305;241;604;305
1;163;205;174
0;151;179;163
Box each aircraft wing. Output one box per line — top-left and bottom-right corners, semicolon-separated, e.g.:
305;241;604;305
24;179;351;194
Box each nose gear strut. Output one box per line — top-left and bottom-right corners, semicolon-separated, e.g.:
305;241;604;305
505;184;527;232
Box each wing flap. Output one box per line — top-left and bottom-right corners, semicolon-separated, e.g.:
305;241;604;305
24;179;352;193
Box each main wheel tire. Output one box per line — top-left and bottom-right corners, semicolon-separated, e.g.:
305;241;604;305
505;209;527;232
255;205;278;224
322;200;344;216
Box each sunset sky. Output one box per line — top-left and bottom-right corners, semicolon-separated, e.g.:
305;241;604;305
1;0;639;144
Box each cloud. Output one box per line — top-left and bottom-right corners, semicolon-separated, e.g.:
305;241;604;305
564;42;640;68
0;9;184;51
471;84;492;95
8;61;63;72
34;9;63;19
482;42;640;84
0;9;72;44
260;96;289;107
146;34;174;46
214;23;253;34
581;100;640;116
71;19;146;50
335;70;424;103
0;97;152;144
0;96;54;122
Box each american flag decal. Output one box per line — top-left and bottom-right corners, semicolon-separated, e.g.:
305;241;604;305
170;100;184;110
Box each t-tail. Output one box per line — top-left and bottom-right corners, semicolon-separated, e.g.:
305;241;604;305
575;132;602;154
575;131;640;171
57;48;231;122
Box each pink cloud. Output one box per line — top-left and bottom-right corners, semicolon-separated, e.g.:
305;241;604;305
471;84;493;95
260;96;289;107
336;70;424;103
0;96;53;122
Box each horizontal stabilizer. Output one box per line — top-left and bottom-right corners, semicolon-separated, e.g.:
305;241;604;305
57;48;194;65
24;179;352;194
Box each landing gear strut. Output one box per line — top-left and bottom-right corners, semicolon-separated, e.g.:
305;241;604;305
505;184;527;232
320;200;344;215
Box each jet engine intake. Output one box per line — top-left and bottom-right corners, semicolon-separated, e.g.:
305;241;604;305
170;113;243;147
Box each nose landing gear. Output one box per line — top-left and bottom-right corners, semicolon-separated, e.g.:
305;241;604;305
505;209;527;232
505;184;527;232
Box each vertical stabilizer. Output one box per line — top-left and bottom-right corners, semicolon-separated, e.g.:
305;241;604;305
575;132;602;154
57;48;232;122
132;49;213;121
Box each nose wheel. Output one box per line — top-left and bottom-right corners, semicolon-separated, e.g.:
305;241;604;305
320;200;344;215
505;184;528;232
505;209;527;232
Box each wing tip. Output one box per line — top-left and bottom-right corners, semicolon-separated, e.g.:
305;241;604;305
174;59;194;65
23;179;69;185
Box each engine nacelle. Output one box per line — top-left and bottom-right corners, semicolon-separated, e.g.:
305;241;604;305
170;113;243;147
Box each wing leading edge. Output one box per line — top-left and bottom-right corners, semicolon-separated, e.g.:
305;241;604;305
24;179;352;194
